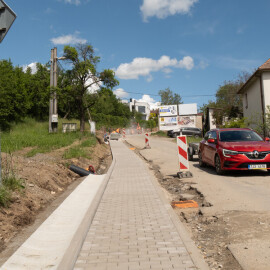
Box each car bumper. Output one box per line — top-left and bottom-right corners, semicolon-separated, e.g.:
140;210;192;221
221;154;270;170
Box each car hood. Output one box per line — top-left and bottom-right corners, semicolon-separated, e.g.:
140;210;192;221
219;141;270;152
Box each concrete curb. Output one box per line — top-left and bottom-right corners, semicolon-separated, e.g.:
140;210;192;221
59;156;116;270
0;157;116;270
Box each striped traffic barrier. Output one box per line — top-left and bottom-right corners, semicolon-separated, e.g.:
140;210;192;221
122;128;126;139
145;133;151;149
177;135;193;178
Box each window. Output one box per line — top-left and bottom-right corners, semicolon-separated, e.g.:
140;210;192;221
209;131;217;140
219;130;263;142
245;93;248;109
138;106;145;113
204;132;210;140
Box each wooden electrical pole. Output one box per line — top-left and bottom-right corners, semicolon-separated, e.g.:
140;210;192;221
49;47;58;133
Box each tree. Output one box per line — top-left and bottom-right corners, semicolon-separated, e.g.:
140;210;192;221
158;87;183;105
27;63;50;120
62;44;119;131
0;60;30;130
200;71;252;123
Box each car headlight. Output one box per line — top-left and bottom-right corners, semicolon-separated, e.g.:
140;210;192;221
222;149;238;157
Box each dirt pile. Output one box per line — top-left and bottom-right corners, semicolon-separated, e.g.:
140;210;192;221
0;137;111;255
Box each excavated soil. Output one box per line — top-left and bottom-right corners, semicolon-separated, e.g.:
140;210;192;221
0;132;112;258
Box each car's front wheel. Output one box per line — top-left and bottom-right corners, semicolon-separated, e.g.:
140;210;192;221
215;155;224;175
198;151;205;167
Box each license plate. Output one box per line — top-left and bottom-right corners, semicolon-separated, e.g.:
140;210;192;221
248;164;267;169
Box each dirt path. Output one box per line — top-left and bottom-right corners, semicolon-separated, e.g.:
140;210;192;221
0;135;112;263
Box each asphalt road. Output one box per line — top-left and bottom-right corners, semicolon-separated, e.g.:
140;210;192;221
125;134;270;270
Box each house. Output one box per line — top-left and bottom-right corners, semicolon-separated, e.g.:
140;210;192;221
129;98;150;120
238;58;270;136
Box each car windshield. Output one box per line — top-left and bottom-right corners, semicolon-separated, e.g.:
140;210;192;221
219;130;263;142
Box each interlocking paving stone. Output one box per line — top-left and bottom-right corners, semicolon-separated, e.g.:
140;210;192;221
74;141;196;269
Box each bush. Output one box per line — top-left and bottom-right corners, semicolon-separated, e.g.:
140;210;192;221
223;118;247;128
91;113;129;129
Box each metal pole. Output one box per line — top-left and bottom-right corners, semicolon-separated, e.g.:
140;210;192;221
53;47;58;132
49;49;54;133
0;129;2;186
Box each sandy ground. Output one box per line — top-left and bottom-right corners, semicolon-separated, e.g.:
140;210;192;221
125;134;270;270
0;132;112;263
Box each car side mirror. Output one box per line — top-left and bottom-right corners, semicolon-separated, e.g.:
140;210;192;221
265;137;270;142
207;138;216;143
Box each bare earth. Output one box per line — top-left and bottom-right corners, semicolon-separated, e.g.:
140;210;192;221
0;133;111;264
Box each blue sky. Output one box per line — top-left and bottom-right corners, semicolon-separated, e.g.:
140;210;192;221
1;0;270;109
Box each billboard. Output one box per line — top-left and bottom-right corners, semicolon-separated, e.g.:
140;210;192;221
159;116;178;130
178;116;196;127
159;105;177;117
178;103;197;116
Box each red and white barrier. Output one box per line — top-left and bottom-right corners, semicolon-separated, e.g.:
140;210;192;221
145;133;150;148
122;128;126;139
177;135;189;171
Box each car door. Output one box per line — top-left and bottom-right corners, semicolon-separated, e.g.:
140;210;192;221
204;131;217;166
200;131;210;163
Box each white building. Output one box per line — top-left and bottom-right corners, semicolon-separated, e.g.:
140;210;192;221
238;58;270;136
129;98;151;120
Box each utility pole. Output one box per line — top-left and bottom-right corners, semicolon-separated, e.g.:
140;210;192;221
49;47;58;133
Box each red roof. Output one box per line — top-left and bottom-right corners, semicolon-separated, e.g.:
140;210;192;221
258;58;270;70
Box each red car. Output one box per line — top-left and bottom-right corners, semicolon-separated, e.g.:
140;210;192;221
199;128;270;174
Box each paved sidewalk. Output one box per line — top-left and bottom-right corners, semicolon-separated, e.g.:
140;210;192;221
74;141;207;270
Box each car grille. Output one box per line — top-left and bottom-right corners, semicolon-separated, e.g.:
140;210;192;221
238;162;270;169
239;151;270;160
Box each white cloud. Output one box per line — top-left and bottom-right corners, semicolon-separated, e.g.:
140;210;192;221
114;88;129;98
86;77;102;94
140;0;198;22
198;59;209;69
58;0;81;5
23;62;38;74
51;33;87;45
115;55;194;80
137;94;161;110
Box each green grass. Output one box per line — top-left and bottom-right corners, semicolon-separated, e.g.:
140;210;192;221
187;136;203;144
0;177;25;207
151;130;167;137
63;137;97;159
3;176;25;191
1;118;93;156
0;186;11;207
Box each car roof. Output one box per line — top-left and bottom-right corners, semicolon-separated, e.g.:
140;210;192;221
209;128;252;132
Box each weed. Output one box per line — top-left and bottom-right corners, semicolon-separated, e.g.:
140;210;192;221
0;153;25;207
0;186;11;207
63;146;91;159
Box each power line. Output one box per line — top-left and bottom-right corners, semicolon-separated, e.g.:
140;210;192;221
122;91;216;98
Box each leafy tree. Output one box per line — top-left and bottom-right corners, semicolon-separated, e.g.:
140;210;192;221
158;87;183;105
62;44;119;131
0;60;29;130
27;63;50;120
201;71;251;120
